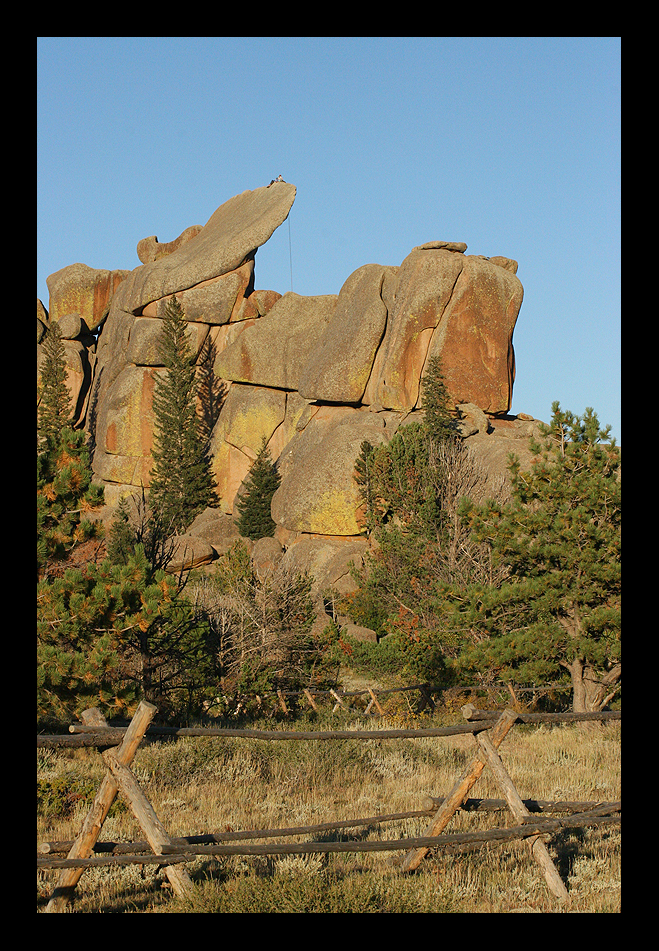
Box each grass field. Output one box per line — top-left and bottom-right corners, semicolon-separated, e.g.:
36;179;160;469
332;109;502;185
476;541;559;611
37;710;620;913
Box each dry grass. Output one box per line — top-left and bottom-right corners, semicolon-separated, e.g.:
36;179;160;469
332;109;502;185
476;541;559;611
37;714;620;914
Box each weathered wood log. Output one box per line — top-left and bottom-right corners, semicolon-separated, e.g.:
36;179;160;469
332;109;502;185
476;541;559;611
398;708;519;873
422;796;620;815
37;804;620;867
303;688;318;712
40;794;621;858
476;728;568;901
39;807;435;855
460;703;621;724
38;732;125;749
157;800;621;856
330;689;346;712
39;789;619;858
44;701;157;913
60;720;499;744
103;749;194;900
365;687;385;716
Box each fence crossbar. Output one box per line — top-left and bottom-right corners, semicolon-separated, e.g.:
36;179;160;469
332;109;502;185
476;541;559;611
39;708;619;751
39;797;620;857
37;803;620;868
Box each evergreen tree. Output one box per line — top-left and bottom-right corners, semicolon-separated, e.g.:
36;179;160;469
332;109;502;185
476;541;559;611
37;321;71;449
106;489;175;574
36;302;223;725
347;358;511;683
235;438;281;540
420;354;460;444
37;426;105;578
37;544;221;725
355;358;459;539
149;295;219;535
105;497;135;567
453;402;621;712
37;556;139;724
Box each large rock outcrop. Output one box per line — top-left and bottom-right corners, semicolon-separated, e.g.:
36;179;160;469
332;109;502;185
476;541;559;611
38;181;536;588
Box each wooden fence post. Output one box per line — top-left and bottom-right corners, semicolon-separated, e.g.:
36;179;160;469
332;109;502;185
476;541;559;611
475;730;568;902
103;750;195;900
303;688;319;712
365;688;384;716
330;689;345;713
398;708;519;873
44;701;157;913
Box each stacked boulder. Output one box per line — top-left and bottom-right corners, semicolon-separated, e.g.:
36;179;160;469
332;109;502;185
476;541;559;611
38;182;542;596
38;265;131;427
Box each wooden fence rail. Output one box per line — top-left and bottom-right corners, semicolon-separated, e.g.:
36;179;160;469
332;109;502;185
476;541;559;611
37;707;620;751
39;795;618;857
38;803;620;869
37;702;620;912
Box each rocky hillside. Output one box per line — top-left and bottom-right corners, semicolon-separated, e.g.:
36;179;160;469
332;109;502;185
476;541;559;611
37;182;544;602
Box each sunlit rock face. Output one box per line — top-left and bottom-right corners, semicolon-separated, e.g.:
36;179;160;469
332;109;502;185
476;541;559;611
39;182;529;577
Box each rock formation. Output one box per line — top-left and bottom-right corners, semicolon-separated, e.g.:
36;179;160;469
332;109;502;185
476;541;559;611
38;182;542;607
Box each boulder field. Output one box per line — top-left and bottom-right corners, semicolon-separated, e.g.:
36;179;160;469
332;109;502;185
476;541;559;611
37;182;543;611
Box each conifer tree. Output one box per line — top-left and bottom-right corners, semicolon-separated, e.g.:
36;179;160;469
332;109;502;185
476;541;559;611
37;321;71;449
149;295;219;535
106;489;175;575
347;357;508;678
235;438;281;541
37;427;105;576
454;402;621;712
37;555;139;724
420;354;459;444
354;357;459;540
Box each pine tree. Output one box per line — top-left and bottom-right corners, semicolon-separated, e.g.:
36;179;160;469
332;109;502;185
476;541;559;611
420;354;460;444
37;556;139;724
106;489;175;574
37;428;105;575
454;402;621;712
37;541;224;725
355;357;460;539
38;321;72;449
235;438;281;541
149;295;219;535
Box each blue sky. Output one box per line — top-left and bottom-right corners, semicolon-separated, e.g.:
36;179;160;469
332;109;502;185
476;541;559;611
37;36;621;441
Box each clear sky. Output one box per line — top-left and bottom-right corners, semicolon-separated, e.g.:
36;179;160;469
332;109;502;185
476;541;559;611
37;36;621;441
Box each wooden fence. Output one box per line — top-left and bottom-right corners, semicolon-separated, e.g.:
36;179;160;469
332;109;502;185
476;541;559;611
197;679;577;718
37;702;621;912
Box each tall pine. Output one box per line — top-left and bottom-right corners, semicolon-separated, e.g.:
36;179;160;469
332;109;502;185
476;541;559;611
149;295;219;535
235;438;281;540
37;321;71;449
37;321;104;576
420;354;459;444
